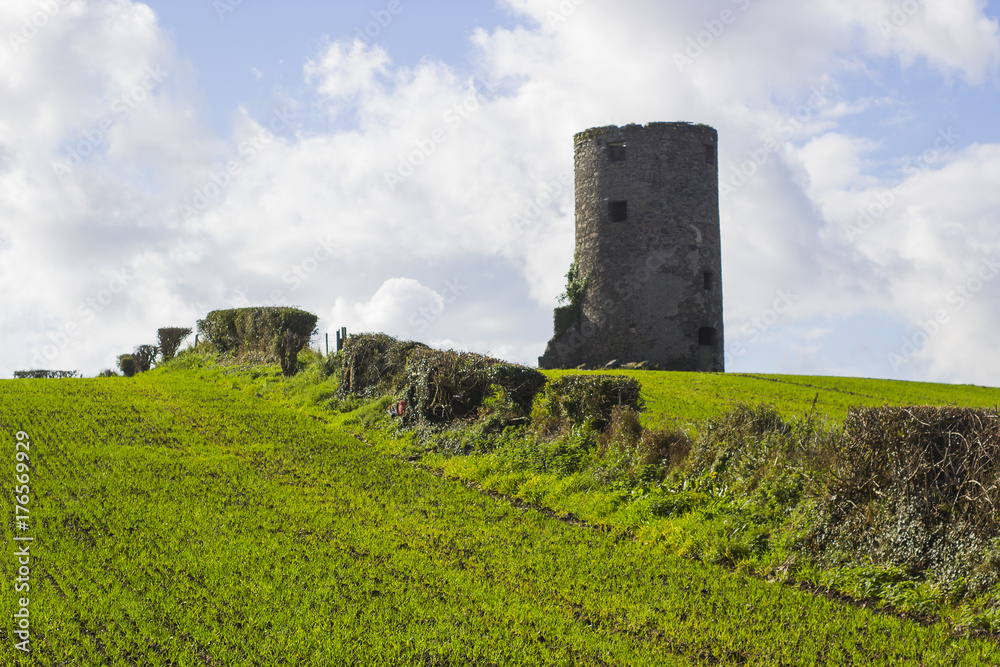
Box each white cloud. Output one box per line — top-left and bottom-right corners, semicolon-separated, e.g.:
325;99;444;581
304;39;390;105
332;278;443;338
797;132;881;197
867;0;1000;83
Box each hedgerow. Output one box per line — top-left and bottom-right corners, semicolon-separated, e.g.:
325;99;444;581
196;306;318;375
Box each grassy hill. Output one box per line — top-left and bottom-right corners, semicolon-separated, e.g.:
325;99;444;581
2;355;1000;664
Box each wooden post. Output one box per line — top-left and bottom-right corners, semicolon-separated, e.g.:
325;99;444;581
325;332;329;356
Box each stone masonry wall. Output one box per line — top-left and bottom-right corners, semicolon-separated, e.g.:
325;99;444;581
539;122;724;371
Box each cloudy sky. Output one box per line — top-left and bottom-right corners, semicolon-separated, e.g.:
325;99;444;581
3;0;1000;385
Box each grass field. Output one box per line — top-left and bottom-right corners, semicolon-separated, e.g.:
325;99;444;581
2;363;1000;664
541;369;1000;427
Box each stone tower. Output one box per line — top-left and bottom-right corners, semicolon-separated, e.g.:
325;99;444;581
539;122;724;372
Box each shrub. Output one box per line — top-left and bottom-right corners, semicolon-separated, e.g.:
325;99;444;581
338;333;428;397
638;426;691;468
275;329;311;376
196;307;318;375
96;369;119;378
133;345;158;373
599;405;643;456
13;370;79;379
597;406;690;482
685;404;790;478
337;335;546;426
402;347;546;425
117;354;138;378
157;327;192;361
493;425;597;477
532;374;643;434
817;406;1000;591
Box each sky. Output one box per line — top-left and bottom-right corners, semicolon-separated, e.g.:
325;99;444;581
2;0;1000;386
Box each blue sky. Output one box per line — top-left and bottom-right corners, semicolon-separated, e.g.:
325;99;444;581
3;0;1000;385
143;1;521;135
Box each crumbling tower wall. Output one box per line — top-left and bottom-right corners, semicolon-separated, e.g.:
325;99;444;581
539;122;724;372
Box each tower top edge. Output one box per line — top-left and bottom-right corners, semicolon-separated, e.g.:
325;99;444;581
574;122;717;143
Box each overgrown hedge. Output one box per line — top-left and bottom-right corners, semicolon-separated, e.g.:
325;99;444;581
337;334;429;397
336;334;547;425
13;370;79;379
533;374;643;432
197;307;318;375
816;406;1000;592
402;348;547;424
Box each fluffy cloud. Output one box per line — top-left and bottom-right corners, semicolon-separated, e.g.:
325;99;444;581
305;39;391;106
332;277;445;339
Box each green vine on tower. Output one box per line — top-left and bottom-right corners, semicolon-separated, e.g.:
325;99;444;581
554;257;590;338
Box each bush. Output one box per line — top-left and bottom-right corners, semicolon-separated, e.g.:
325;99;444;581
638;426;691;468
157;327;192;361
117;354;138;378
532;374;643;434
337;335;546;427
96;369;119;378
596;406;690;485
402;348;546;425
493;425;597;477
817;406;1000;591
685;404;791;479
599;405;643;455
338;334;428;397
196;307;318;376
275;329;311;376
134;345;158;373
13;370;79;379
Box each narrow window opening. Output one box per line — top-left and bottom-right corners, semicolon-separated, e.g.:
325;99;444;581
609;200;628;222
698;327;717;347
705;144;717;165
703;272;713;290
607;142;626;162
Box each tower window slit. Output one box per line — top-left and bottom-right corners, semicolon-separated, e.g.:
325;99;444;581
609;200;628;222
607;142;626;162
698;327;717;347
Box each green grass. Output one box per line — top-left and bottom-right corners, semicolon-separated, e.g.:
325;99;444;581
3;359;1000;664
541;369;1000;426
349;363;1000;635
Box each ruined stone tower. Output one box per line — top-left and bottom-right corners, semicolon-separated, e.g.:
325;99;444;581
539;122;724;372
